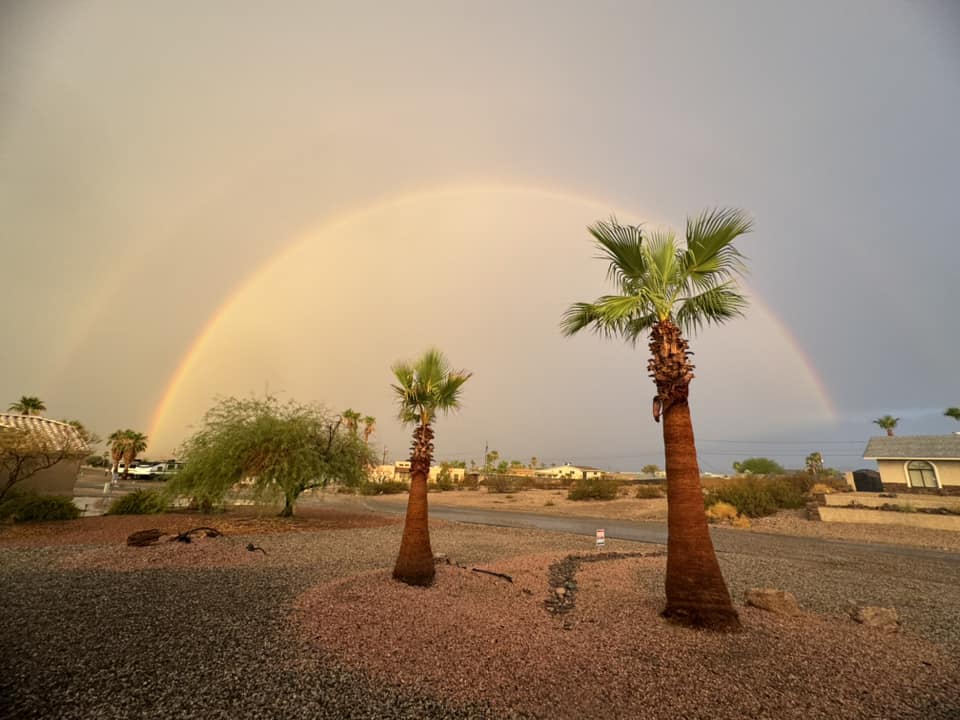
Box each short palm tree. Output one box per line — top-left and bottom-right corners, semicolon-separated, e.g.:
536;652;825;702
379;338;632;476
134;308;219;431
873;415;899;437
562;209;753;631
362;416;376;444
391;348;471;586
8;396;46;415
945;407;960;423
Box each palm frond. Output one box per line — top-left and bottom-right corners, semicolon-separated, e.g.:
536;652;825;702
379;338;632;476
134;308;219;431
587;217;646;288
674;281;748;334
683;208;752;289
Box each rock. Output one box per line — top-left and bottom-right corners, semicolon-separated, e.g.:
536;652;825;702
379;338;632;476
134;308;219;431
850;606;899;631
432;553;449;564
554;587;566;597
744;588;802;616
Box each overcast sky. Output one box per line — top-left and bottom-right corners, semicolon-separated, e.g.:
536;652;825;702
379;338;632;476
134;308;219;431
2;1;958;471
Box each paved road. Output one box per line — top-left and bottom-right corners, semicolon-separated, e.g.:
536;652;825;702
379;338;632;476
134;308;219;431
353;496;960;565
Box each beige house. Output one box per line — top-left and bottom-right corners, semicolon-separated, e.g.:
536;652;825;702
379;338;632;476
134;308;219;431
534;464;604;481
0;414;88;498
863;435;960;496
371;462;465;484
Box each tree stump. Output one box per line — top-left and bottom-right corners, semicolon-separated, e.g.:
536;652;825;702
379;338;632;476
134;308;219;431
127;529;164;547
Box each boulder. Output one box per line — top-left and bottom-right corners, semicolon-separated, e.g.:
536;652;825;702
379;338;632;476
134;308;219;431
850;606;899;631
744;588;802;616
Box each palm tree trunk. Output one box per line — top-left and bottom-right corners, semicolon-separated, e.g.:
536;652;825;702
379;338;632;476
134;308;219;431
650;319;740;631
661;400;740;630
393;423;435;586
886;428;894;437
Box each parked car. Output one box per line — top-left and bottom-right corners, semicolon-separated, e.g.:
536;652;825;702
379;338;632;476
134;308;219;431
129;461;182;479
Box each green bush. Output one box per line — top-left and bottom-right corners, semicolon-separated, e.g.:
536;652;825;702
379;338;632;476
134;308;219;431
704;476;806;518
634;484;664;499
107;489;167;515
567;477;619;501
0;494;81;522
359;481;408;496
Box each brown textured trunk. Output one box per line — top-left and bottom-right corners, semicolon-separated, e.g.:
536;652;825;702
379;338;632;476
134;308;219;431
886;428;894;437
393;423;435;586
650;320;740;631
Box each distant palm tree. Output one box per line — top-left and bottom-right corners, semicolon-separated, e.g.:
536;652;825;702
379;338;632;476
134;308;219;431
342;409;361;435
873;415;899;437
108;429;148;479
805;451;824;476
562;209;753;631
8;396;46;416
529;456;539;469
362;416;376;444
107;430;127;478
391;348;471;586
945;407;960;423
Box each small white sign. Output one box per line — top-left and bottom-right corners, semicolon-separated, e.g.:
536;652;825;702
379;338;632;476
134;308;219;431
596;528;605;548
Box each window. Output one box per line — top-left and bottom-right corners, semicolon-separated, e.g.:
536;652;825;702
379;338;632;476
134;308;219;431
906;461;938;489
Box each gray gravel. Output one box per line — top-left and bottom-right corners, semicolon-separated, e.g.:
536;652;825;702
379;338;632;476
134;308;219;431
1;521;959;719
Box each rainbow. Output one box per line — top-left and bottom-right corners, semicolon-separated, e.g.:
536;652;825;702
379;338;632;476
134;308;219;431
147;183;836;451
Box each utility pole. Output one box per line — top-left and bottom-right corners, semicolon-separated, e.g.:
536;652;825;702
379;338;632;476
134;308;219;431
382;445;388;465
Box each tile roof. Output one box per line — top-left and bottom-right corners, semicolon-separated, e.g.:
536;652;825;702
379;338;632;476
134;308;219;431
863;434;960;460
0;414;88;454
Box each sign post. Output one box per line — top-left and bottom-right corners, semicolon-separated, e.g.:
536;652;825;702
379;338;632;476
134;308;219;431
596;528;605;550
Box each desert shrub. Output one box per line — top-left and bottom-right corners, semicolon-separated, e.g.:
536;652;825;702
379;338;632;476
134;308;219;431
730;515;752;529
808;482;836;496
107;489;166;515
567;477;619;501
704;476;807;518
0;494;81;522
359;481;407;496
705;501;739;523
635;484;664;499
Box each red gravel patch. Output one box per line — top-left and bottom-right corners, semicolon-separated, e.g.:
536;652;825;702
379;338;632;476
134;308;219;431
0;507;398;548
295;553;958;719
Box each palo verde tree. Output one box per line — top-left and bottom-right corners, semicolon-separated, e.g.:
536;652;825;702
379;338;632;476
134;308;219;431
945;407;960;423
391;348;472;586
873;414;899;437
169;395;373;516
562;209;754;631
7;396;46;416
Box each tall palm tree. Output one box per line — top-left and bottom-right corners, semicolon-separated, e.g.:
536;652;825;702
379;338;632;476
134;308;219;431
873;415;899;437
362;415;376;444
562;209;753;631
945;407;960;423
342;409;361;435
391;348;471;586
8;396;46;415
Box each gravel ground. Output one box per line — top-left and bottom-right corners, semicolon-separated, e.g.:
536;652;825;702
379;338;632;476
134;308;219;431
1;514;959;719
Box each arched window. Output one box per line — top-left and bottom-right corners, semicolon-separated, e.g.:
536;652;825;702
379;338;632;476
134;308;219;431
906;461;938;489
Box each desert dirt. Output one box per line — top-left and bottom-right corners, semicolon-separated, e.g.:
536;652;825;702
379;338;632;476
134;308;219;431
362;487;669;521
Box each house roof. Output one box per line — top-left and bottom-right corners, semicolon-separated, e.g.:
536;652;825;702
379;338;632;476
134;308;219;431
0;413;88;454
863;434;960;461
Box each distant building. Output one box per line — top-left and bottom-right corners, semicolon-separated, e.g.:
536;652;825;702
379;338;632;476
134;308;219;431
534;464;604;481
863;435;960;495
